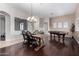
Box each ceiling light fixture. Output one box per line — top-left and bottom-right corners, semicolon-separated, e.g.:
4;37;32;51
27;3;37;22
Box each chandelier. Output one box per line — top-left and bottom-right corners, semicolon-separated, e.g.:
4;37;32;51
27;3;37;22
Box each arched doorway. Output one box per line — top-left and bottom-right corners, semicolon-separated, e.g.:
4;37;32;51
0;11;10;41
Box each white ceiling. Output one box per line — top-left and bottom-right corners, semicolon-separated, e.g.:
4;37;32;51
7;3;78;17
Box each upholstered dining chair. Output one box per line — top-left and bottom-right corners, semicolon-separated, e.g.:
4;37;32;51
22;30;39;49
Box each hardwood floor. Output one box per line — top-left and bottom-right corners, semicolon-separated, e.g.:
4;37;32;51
0;35;79;56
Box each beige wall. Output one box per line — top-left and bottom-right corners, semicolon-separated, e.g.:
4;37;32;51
49;14;75;32
74;4;79;42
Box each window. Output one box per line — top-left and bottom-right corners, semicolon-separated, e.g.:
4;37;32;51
53;22;57;28
63;22;68;28
58;22;62;28
15;17;27;31
53;21;68;29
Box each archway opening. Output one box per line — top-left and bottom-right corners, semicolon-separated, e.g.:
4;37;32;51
0;11;10;41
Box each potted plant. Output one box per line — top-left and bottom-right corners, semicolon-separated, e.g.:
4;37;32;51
70;23;75;39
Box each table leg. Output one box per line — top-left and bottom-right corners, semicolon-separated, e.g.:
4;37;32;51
50;33;52;40
62;35;65;44
54;34;55;40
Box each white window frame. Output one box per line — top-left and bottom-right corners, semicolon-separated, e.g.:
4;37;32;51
58;22;62;28
63;22;68;28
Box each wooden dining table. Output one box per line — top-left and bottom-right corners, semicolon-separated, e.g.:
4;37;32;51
32;34;44;46
32;34;45;51
49;31;66;44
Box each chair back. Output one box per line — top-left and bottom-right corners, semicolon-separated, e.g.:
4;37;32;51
26;31;33;40
22;30;27;41
22;30;32;41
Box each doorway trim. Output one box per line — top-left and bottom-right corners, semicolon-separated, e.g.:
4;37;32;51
0;11;10;41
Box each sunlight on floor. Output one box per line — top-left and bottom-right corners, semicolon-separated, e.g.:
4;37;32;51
0;39;23;48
